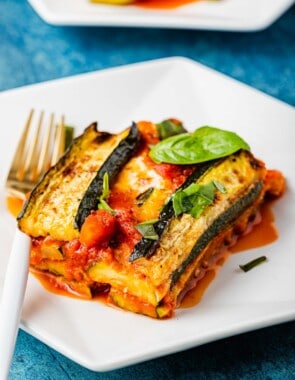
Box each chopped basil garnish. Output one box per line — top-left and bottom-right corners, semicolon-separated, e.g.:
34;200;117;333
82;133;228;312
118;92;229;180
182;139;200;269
136;187;154;206
156;119;186;140
135;219;159;240
98;199;115;215
213;180;227;194
149;126;250;164
97;172;115;215
239;256;267;272
172;180;225;218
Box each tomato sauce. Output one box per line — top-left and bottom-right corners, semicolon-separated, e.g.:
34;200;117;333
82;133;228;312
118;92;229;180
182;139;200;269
180;201;279;308
91;0;199;9
136;0;198;9
230;201;278;253
152;162;194;188
32;269;86;299
6;196;25;217
180;269;216;308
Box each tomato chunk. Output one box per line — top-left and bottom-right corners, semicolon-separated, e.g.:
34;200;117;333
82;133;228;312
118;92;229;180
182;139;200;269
265;169;286;199
80;210;117;248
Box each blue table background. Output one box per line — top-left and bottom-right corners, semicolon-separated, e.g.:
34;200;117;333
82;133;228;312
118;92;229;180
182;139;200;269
1;1;295;379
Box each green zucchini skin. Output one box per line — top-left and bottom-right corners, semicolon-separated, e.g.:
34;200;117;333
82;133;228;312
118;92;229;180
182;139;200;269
17;123;108;222
170;180;263;289
129;159;220;262
75;122;141;230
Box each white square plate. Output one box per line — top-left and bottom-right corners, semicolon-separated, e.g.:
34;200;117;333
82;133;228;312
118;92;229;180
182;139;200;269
0;57;294;371
28;0;295;31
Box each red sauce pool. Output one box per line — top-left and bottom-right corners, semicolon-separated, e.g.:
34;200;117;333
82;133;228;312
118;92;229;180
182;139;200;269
230;201;278;253
180;201;278;308
136;0;198;9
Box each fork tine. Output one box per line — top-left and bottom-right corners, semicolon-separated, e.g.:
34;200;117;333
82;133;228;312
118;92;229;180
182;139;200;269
36;113;54;178
6;110;68;200
11;109;34;181
23;111;44;182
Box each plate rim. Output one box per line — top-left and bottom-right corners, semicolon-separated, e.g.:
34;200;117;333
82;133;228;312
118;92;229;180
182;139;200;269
27;0;295;31
0;56;293;110
1;56;295;372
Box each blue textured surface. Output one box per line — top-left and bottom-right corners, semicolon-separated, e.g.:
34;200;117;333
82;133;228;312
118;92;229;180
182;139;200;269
1;1;295;379
0;1;295;105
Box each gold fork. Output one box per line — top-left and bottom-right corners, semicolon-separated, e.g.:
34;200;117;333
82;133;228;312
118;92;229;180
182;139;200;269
5;108;66;200
0;109;67;379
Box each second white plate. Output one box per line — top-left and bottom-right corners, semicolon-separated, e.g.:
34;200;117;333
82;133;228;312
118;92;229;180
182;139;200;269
28;0;295;31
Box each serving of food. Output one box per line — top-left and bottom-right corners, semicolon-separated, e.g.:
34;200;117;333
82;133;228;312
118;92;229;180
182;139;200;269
17;118;285;319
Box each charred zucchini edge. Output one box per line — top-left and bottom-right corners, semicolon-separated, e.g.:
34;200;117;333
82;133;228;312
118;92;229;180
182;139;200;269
129;158;221;261
17;122;104;221
74;122;141;230
170;180;263;288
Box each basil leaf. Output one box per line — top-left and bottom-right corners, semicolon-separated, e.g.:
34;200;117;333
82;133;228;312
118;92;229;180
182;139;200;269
149;126;250;164
172;190;187;216
195;181;216;202
156;119;186;140
172;181;225;219
135;219;159;240
189;196;211;218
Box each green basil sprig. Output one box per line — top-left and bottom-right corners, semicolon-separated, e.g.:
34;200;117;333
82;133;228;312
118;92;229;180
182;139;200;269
64;125;75;150
135;219;159;240
172;180;226;219
97;172;115;215
156;119;186;140
149;126;250;164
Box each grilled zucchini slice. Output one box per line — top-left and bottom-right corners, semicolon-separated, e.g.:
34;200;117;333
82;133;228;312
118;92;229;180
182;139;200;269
18;123;141;241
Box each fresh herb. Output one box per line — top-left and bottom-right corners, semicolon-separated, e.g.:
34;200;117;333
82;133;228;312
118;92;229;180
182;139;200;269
239;256;267;272
97;172;115;215
135;219;159;240
213;180;227;194
172;180;225;218
149;126;250;164
64;126;75;150
156;119;187;140
136;187;154;206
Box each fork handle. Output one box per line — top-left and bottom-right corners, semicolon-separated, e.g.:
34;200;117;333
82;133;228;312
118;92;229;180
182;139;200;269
0;229;31;379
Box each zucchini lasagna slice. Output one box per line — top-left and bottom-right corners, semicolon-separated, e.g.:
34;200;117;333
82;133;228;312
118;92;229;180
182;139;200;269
17;119;285;318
